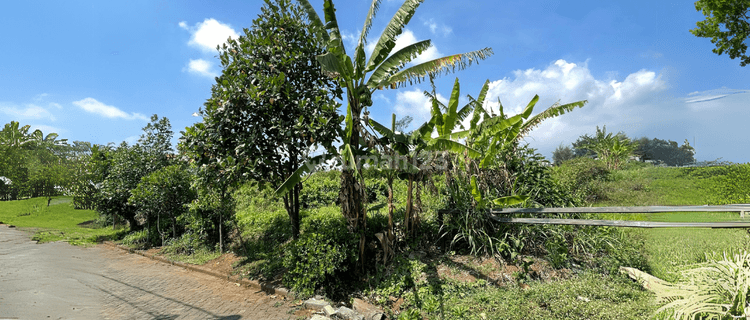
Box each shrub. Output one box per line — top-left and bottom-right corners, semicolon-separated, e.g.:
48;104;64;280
120;230;151;250
283;232;349;297
300;170;340;208
281;206;357;298
551;157;610;202
161;232;209;256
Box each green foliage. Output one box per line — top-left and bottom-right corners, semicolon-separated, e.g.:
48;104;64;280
129;164;196;244
70;143;107;210
578;126;636;170
366;255;430;304
181;0;340;240
634;136;695;166
551;157;610;203
283;208;357;297
508;146;582;208
283;232;350;297
97;115;174;230
120;230;151;250
703;163;750;204
552;144;575;165
160;232;221;264
0;121;75;200
300;170;340;208
288;0;493;262
691;0;750;66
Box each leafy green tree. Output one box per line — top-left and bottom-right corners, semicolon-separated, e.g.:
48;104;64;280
98;115;173;230
579;126;636;170
691;0;750;66
634;137;695;166
552;144;576;165
129;164;196;245
283;0;493;269
27;164;71;206
572;126;629;159
0;121;34;199
181;0;340;241
70;143;110;210
0;122;70;200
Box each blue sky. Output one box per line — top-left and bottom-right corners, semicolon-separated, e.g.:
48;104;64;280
1;0;748;162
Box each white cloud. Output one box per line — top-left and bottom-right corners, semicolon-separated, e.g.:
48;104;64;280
0;103;56;121
182;18;239;52
341;31;358;48
467;59;750;162
30;124;63;134
480;59;666;153
185;59;217;78
684;88;749;106
393;88;447;126
365;29;442;65
49;102;62;109
33;93;49;101
424;19;452;36
72;97;148;121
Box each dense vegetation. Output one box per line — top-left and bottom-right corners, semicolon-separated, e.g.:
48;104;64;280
2;0;749;319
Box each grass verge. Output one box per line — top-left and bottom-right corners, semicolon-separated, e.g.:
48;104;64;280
0;196;126;245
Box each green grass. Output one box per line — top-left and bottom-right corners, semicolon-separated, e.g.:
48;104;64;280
396;164;750;320
590;165;750;283
419;273;654;320
0;196;126;245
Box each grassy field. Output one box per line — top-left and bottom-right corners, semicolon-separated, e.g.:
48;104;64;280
591;166;750;282
0;196;126;245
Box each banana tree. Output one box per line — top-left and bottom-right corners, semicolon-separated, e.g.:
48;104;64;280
445;81;587;208
366;113;415;262
0;121;34;148
278;0;493;268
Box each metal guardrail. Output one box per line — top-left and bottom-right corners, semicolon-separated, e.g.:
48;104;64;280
439;205;750;228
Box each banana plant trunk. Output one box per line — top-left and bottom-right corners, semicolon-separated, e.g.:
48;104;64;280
404;175;413;237
340;111;367;273
387;175;394;244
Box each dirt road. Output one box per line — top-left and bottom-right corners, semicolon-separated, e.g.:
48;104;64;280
0;225;297;319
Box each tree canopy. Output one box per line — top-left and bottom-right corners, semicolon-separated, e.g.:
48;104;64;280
635;137;696;166
691;0;750;66
180;0;341;240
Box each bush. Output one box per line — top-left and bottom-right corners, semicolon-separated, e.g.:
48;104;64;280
300;170;390;209
283;232;350;297
120;230;151;250
300;170;340;208
551;157;610;202
162;232;209;256
282;207;357;298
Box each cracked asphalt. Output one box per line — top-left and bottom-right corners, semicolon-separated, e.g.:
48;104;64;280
0;225;297;319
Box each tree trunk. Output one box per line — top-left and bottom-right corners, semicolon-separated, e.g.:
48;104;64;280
126;215;138;232
414;179;422;234
404;176;413;236
171;216;177;239
219;213;223;253
232;218;249;257
284;187;301;240
387;176;394;243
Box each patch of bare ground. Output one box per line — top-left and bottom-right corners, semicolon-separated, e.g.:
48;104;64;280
436;254;572;286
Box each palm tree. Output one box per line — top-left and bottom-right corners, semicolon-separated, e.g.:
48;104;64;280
0;121;34;148
280;0;493;268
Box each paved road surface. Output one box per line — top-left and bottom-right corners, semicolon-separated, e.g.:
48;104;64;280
0;225;297;319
